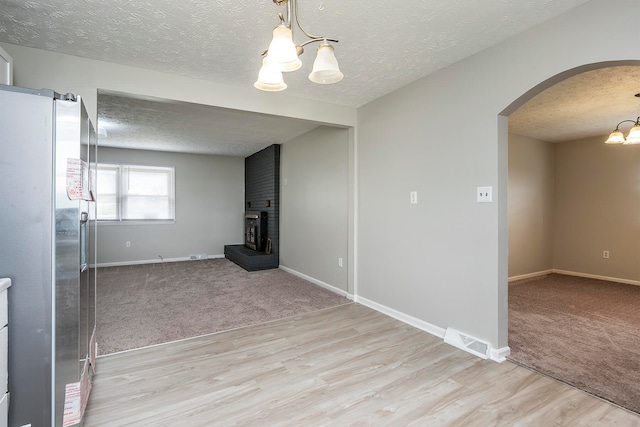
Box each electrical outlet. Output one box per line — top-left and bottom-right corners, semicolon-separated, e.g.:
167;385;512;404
477;186;492;203
125;241;131;248
603;250;609;259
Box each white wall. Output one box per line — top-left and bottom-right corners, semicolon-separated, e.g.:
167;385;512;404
280;126;350;292
94;147;244;264
508;134;554;278
356;0;640;353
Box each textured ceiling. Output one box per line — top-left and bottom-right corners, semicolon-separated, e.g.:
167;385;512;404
2;0;636;155
509;66;640;143
0;0;591;108
97;90;321;156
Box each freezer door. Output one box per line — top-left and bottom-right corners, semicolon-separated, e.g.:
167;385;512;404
0;87;57;427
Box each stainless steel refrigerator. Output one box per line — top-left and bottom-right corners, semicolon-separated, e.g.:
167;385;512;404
0;84;97;427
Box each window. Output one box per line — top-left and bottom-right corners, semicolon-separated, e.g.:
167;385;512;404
95;163;175;222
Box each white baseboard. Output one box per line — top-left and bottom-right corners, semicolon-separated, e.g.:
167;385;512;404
356;296;510;363
490;346;511;363
94;254;224;268
355;295;446;340
278;265;355;301
552;269;640;287
508;269;553;282
509;269;640;287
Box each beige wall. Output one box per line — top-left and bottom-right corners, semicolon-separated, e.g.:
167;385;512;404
95;147;244;265
553;136;640;282
508;134;554;277
508;133;640;284
280;126;350;292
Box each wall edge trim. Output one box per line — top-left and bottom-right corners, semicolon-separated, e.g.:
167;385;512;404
278;265;354;300
509;269;640;287
354;295;446;339
508;269;553;282
93;254;224;268
552;269;640;287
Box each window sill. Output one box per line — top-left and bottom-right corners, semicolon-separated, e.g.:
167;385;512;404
93;220;176;226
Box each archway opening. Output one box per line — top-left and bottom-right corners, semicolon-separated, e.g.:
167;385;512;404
499;60;640;414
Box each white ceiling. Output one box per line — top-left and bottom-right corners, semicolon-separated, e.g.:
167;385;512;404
2;0;638;155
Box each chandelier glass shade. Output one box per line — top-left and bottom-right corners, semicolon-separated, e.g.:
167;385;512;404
264;24;302;72
254;0;343;92
604;117;640;145
254;59;287;92
309;41;344;84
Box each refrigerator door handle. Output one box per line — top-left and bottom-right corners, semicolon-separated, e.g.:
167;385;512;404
80;211;88;272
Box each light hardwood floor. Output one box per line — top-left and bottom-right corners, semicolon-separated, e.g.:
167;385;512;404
84;303;640;426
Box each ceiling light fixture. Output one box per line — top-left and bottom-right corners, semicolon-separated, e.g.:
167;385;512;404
254;0;343;92
605;94;640;145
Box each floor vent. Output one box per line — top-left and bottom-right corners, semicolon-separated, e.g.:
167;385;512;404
444;328;489;359
190;254;208;260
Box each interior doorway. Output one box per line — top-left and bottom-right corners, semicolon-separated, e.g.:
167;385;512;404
502;61;640;414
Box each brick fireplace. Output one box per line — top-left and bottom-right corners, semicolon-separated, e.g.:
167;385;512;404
225;144;280;271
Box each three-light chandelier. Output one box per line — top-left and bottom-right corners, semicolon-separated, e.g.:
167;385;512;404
254;0;343;92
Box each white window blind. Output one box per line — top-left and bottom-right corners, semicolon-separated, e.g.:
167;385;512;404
95;163;175;222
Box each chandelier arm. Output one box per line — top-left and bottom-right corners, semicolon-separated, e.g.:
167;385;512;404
272;0;339;46
299;37;339;48
291;0;336;42
613;119;639;131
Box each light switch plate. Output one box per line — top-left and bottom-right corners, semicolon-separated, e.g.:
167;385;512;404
410;191;418;204
477;186;492;203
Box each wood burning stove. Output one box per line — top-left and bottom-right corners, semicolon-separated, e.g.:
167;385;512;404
244;211;267;251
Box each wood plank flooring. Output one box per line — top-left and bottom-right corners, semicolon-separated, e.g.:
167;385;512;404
84;303;640;426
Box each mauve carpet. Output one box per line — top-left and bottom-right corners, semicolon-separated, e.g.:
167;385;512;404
96;258;351;355
508;273;640;414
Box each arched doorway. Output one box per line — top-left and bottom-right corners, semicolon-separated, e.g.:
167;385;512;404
499;60;640;413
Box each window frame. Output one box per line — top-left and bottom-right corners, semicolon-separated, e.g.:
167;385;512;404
94;162;176;224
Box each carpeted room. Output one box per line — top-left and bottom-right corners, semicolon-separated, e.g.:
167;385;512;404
96;258;351;354
92;91;353;355
507;65;640;414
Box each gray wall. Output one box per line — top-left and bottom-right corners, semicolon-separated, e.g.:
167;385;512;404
508;133;554;277
356;0;639;352
553;136;640;282
95;147;244;265
280;126;349;292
